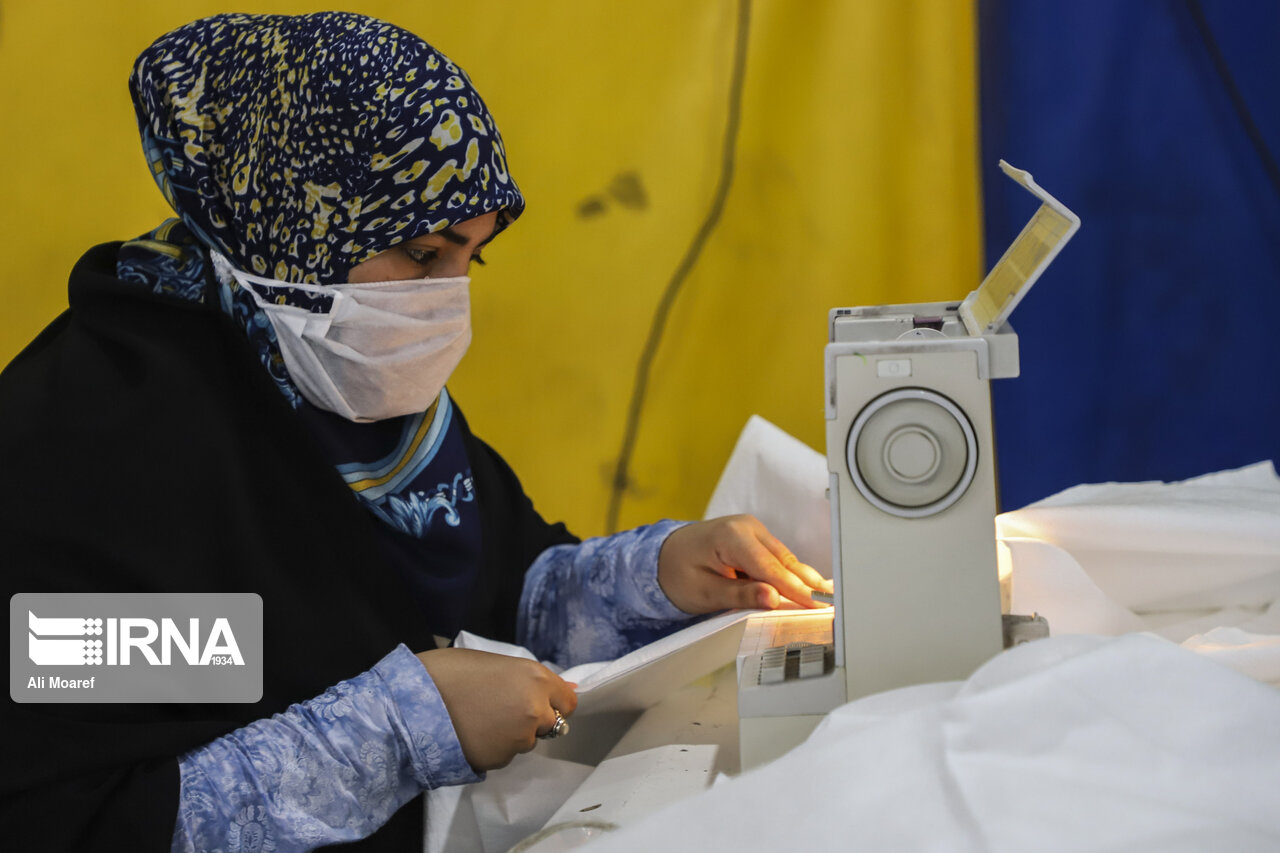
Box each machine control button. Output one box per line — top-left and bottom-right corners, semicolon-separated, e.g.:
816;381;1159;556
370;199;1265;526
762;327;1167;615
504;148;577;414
755;642;835;684
758;647;787;684
876;358;912;378
797;644;827;679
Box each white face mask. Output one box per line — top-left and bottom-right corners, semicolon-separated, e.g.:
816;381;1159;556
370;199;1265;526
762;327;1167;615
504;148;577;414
211;252;471;422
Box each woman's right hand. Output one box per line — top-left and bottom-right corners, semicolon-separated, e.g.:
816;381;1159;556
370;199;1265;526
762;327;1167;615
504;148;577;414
415;648;578;771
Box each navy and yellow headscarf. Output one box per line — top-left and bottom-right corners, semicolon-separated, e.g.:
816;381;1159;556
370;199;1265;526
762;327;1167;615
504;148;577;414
127;11;522;286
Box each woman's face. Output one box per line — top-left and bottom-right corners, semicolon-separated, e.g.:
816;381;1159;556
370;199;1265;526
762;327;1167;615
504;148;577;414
347;211;498;282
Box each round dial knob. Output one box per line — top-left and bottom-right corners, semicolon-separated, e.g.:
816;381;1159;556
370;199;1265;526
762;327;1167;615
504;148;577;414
845;388;978;517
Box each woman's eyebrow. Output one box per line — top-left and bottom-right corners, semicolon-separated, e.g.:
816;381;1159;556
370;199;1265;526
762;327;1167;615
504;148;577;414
435;227;469;246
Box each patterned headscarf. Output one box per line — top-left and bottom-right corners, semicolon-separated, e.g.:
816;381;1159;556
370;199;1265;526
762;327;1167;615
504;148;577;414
128;11;522;285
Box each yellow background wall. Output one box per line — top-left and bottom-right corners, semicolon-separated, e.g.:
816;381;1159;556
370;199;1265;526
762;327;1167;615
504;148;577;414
0;1;980;540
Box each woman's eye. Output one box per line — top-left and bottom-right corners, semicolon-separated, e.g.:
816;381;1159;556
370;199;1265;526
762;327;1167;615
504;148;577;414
403;245;484;270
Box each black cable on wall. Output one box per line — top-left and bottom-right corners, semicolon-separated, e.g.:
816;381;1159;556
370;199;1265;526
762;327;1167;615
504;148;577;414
604;0;753;534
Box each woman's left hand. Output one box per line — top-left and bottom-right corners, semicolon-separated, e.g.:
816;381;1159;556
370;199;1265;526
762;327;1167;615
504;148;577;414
657;515;834;614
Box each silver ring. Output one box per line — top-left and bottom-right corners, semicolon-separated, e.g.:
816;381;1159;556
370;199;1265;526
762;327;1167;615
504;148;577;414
539;709;570;740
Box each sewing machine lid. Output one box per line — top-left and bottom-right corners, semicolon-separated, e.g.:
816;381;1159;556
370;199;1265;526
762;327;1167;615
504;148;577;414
960;160;1082;336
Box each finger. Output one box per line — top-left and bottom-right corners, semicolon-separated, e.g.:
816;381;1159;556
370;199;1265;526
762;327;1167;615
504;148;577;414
755;528;833;592
730;578;779;611
689;572;780;612
727;537;827;609
536;705;560;738
548;673;578;716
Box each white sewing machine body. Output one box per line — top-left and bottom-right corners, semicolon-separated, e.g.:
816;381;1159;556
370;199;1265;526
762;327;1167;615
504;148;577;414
739;162;1080;769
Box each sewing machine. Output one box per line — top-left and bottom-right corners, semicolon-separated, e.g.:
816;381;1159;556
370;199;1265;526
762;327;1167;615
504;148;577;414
737;161;1079;769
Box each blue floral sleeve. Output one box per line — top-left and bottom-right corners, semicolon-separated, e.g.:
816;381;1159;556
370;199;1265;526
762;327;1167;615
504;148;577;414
171;644;478;853
517;520;703;668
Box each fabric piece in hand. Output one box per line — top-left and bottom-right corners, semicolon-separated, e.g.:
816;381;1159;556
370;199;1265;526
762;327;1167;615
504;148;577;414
173;645;477;853
461;607;754;716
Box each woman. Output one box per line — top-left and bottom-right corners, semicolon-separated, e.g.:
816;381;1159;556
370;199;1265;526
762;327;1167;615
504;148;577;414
0;12;829;853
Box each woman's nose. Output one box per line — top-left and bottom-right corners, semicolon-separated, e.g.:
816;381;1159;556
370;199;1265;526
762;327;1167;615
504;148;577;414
435;254;471;278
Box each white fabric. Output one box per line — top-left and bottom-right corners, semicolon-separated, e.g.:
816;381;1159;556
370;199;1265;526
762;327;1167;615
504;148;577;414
1180;626;1280;685
456;609;755;713
583;634;1280;852
997;463;1280;612
1001;537;1147;636
212;251;471;422
425;752;593;853
997;462;1280;686
703;415;834;577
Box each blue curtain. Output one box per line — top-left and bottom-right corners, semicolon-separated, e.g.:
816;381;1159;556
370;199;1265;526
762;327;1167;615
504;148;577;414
979;0;1280;509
